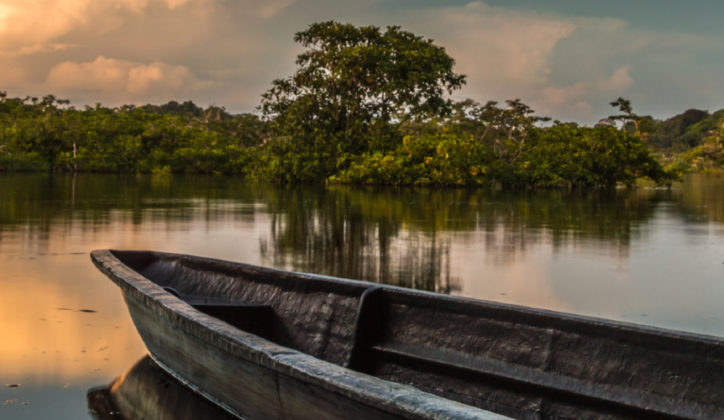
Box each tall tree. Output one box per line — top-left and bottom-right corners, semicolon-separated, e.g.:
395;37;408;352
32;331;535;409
260;21;465;181
609;97;642;136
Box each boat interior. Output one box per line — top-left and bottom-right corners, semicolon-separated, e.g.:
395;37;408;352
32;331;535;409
112;250;724;420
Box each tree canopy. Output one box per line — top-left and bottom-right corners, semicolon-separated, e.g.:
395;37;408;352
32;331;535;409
263;21;465;122
260;21;465;181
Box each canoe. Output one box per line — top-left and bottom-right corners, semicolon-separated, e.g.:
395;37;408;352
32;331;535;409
88;356;236;420
91;250;724;419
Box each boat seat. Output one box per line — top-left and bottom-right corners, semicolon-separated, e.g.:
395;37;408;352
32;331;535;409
165;288;276;341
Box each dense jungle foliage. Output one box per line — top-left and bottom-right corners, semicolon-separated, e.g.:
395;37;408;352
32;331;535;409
0;21;712;188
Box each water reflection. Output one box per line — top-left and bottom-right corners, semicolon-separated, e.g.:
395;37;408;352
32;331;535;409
262;187;461;292
88;356;234;420
0;173;673;293
0;250;147;380
261;186;669;289
2;173;724;419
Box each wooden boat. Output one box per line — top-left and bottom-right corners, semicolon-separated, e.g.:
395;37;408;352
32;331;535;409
91;250;724;419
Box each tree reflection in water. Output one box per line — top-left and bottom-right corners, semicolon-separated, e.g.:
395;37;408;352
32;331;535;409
260;187;459;293
3;173;724;295
259;185;674;293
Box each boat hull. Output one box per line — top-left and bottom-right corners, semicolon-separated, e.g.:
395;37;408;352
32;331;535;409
95;250;500;420
92;249;724;419
124;292;415;419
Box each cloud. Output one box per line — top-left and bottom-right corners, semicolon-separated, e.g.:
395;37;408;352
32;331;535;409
0;0;296;108
0;0;722;121
0;0;221;56
396;3;723;122
400;2;576;97
258;0;296;20
601;66;633;91
394;2;616;121
393;2;633;121
541;15;722;121
535;66;633;120
0;1;120;55
46;56;211;105
164;0;191;10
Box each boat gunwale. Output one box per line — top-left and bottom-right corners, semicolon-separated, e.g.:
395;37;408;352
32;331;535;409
91;249;507;420
378;287;724;357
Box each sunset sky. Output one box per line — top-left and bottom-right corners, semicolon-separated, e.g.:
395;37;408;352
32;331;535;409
1;0;722;123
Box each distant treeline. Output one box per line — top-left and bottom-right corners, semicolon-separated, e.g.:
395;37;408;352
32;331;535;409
633;109;724;173
1;21;713;188
0;93;264;175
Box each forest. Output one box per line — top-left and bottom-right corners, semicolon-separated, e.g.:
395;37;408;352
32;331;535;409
0;21;718;188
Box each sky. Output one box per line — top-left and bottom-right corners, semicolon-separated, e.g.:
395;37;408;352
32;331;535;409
1;0;723;124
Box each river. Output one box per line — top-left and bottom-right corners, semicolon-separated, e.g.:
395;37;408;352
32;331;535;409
1;173;723;418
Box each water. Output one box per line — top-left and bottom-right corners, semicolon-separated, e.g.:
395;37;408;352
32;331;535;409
1;173;724;418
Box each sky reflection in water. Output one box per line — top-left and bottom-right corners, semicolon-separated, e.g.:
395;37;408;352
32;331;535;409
1;173;724;419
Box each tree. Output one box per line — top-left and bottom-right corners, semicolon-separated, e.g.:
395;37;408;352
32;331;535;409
448;98;549;162
609;97;642;136
260;21;465;181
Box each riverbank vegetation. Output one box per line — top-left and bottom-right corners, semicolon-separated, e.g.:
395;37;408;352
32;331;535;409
0;21;715;188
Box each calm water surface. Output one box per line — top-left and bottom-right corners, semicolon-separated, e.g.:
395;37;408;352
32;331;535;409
2;173;724;418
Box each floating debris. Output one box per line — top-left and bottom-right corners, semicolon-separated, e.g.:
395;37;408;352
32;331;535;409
3;399;18;406
21;402;29;406
6;384;20;388
98;346;109;352
56;307;98;313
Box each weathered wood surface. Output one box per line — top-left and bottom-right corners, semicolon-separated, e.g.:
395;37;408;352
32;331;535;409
91;249;724;419
92;249;504;420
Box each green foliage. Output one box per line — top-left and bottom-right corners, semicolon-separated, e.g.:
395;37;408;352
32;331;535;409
333;123;672;188
638;108;724;173
662;122;724;173
0;93;265;175
332;131;488;186
646;109;711;149
0;22;686;189
0;152;48;171
515;124;670;188
0;87;676;188
261;21;466;181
